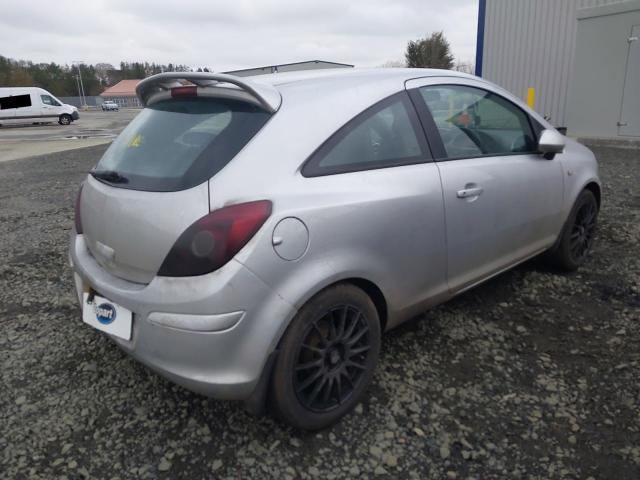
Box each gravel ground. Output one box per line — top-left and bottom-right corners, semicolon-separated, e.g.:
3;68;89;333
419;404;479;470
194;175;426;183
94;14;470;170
1;144;638;479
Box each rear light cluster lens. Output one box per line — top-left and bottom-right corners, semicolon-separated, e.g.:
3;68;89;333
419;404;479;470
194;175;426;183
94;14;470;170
158;200;272;277
74;184;83;234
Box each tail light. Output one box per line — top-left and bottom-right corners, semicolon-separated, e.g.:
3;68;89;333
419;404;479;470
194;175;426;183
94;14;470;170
158;200;272;277
74;184;83;234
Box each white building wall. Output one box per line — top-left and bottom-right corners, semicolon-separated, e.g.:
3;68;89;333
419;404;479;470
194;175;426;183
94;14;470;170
482;0;624;127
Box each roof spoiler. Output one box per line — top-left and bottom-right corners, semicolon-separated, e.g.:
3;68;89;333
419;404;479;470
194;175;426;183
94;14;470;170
135;72;282;113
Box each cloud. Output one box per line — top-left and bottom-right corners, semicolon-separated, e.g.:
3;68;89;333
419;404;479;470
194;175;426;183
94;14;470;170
0;0;478;70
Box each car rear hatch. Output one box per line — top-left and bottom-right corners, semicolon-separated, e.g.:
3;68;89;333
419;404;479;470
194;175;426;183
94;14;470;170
78;73;279;284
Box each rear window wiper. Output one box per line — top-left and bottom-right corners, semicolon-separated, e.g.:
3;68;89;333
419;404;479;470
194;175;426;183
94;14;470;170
90;169;129;184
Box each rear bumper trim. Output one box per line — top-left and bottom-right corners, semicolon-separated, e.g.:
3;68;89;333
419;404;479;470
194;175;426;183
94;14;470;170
148;311;245;332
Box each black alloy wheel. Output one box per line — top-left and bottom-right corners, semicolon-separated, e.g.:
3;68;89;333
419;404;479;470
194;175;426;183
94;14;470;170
569;199;597;263
293;304;372;412
548;189;598;271
270;284;381;430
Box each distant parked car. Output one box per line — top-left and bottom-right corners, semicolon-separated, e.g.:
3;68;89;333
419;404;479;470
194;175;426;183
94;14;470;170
0;87;79;126
70;69;601;429
101;101;119;111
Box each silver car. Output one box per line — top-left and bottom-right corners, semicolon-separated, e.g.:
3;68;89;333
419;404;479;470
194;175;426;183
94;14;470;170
101;101;119;111
70;69;600;429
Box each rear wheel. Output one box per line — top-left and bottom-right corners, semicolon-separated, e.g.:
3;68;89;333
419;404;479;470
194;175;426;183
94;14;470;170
270;284;381;430
58;114;72;125
549;189;598;270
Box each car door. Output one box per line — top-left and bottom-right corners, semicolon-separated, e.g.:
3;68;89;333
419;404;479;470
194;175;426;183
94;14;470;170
298;91;449;322
40;94;61;119
407;78;564;292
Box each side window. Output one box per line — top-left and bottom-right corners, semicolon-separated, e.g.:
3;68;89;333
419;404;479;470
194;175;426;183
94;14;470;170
41;95;53;106
419;85;537;159
302;92;428;177
41;95;60;106
0;94;32;110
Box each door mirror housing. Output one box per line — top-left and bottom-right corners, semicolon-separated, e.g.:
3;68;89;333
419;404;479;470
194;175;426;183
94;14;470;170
538;129;565;159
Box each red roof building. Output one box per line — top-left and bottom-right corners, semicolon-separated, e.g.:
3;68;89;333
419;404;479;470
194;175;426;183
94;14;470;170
100;79;142;107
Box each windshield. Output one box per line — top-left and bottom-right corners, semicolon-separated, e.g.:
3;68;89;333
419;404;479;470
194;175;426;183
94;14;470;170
95;98;271;191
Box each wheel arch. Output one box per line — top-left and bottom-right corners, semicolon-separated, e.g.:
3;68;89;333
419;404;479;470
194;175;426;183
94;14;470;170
286;276;389;334
341;277;389;333
584;181;601;208
279;275;390;341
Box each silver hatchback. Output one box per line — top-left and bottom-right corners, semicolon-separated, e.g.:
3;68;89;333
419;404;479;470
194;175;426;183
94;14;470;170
70;69;600;429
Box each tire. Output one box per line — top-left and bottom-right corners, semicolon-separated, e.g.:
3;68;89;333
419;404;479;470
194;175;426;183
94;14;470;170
270;284;381;430
548;189;598;271
58;114;72;125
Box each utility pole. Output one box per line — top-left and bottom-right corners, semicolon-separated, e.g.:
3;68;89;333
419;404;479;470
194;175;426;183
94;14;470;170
73;61;87;108
75;75;82;105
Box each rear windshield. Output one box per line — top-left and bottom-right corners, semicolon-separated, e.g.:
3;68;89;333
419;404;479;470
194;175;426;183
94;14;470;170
94;98;271;191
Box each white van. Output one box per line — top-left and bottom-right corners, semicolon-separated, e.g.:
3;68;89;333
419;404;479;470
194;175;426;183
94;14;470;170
0;87;79;126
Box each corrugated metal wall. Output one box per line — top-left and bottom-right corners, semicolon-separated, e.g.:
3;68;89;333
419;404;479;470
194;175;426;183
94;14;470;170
481;0;622;126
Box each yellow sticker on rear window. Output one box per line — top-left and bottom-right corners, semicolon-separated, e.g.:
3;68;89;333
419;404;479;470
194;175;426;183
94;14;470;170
128;134;142;148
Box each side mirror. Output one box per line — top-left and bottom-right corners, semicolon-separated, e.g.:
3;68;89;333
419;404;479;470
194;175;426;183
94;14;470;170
538;129;565;159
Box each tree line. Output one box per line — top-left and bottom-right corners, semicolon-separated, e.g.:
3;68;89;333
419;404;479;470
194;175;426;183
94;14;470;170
0;56;192;97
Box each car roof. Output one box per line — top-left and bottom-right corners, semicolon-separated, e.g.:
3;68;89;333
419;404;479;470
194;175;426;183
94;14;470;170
236;67;480;116
250;67;476;90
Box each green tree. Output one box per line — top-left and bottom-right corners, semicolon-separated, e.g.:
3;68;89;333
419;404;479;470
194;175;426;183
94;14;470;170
0;55;196;95
405;31;454;69
8;68;34;86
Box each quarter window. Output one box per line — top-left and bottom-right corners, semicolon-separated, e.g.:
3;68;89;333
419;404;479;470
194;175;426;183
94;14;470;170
419;85;537;159
302;92;428;177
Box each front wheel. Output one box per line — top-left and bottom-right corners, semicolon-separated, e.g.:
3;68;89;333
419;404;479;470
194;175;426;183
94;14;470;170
270;284;381;430
58;114;72;125
548;189;598;271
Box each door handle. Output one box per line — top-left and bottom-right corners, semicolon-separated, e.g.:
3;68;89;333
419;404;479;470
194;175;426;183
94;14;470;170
456;186;483;198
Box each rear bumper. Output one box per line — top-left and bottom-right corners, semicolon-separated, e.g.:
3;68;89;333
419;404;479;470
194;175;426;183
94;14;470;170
69;233;296;400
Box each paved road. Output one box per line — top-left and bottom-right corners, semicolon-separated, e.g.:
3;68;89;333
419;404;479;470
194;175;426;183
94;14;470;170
0;110;138;161
0;144;638;479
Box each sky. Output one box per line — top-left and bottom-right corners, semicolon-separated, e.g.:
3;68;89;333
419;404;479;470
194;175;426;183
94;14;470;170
0;0;479;70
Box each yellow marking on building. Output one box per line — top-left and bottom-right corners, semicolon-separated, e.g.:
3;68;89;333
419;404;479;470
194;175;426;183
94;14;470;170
526;87;535;109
